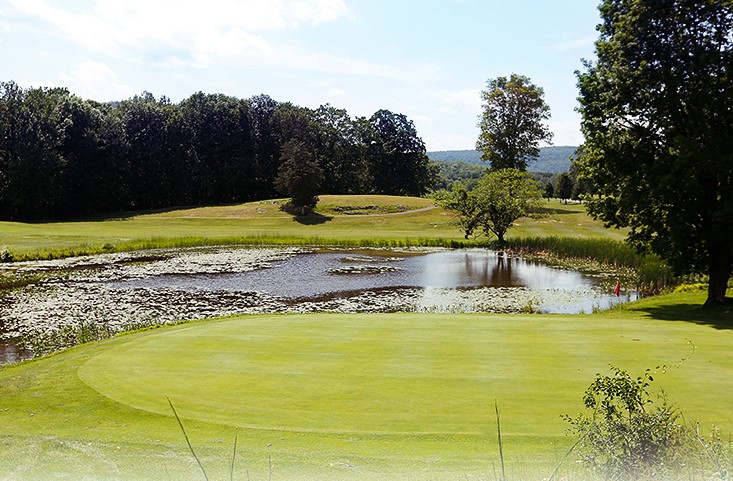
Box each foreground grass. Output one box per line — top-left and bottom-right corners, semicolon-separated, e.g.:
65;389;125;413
1;290;731;480
0;196;625;260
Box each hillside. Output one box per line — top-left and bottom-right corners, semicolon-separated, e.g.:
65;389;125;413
428;146;578;173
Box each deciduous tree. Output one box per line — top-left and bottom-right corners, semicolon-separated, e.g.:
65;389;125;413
556;173;573;203
365;109;436;196
477;74;553;171
437;169;542;245
576;0;733;305
274;139;324;215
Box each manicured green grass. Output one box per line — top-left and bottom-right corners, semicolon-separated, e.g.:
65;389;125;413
1;290;731;480
0;196;625;260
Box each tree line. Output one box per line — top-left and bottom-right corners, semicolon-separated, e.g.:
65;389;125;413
0;82;436;220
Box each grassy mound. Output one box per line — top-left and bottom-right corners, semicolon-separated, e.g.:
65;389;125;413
1;291;731;480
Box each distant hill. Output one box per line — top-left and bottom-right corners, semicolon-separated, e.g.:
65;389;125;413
428;146;578;174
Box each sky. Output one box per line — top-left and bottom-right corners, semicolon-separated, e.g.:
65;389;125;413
0;0;601;151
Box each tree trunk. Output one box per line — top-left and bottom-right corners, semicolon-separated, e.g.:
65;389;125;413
705;249;732;306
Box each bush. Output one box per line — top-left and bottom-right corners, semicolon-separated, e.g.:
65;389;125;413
564;365;732;481
564;366;686;480
0;246;14;263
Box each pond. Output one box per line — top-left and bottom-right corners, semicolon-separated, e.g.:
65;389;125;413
0;246;634;363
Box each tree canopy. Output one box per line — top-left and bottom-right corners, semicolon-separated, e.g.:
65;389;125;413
436;168;542;245
0;82;436;220
476;74;553;171
576;0;733;305
365;110;437;196
274;140;324;215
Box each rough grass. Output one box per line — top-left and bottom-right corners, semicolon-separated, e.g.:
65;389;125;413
0;196;625;261
1;290;731;480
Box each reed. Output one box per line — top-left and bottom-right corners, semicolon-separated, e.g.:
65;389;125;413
8;235;478;262
502;236;679;293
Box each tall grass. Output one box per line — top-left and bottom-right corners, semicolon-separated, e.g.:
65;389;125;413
502;236;677;293
7;235;477;262
5;232;679;293
503;236;643;268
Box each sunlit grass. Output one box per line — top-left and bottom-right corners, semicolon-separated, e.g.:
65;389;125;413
0;196;625;261
0;290;731;480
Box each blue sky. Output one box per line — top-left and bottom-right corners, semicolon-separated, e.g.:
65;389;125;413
0;0;600;151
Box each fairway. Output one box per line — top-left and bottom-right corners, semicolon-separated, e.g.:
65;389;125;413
0;196;625;259
2;301;732;480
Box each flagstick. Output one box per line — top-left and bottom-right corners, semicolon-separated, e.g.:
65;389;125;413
614;280;623;337
619;295;623;337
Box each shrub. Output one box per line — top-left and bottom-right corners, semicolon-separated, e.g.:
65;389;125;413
0;246;14;263
564;366;687;480
563;365;732;481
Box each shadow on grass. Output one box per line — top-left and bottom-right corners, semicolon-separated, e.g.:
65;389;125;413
291;212;333;225
279;202;333;225
532;205;584;215
630;299;733;330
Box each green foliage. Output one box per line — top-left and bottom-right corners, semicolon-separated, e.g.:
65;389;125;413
564;363;733;481
577;0;733;305
674;283;708;293
543;182;555;200
432;160;485;191
0;245;13;262
436;169;543;244
503;236;679;294
432;184;483;239
564;366;688;480
475;169;543;244
476;74;553;171
0;83;437;221
274;139;324;214
504;236;645;268
556;173;573;202
364;109;436;196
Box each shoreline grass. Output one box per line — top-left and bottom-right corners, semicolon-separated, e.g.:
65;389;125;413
0;196;625;262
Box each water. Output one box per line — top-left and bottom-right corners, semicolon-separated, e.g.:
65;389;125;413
109;249;628;311
0;338;28;364
1;247;635;364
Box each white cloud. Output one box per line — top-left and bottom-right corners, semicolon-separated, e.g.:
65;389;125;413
3;0;429;80
5;0;349;61
327;88;346;97
547;119;583;147
426;88;482;114
59;60;137;102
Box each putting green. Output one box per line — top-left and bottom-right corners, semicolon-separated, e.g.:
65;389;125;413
78;312;733;443
2;306;732;480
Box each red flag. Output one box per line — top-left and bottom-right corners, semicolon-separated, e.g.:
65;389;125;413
614;281;620;297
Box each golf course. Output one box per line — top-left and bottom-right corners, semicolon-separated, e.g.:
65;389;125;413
0;196;731;480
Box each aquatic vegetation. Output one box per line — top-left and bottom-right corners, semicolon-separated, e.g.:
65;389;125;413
0;246;632;361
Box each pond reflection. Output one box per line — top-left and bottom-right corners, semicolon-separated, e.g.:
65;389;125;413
1;247;635;364
109;249;625;310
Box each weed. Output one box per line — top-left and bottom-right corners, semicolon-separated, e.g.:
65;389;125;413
168;397;246;481
563;363;732;481
0;245;13;263
674;283;708;293
503;236;679;294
